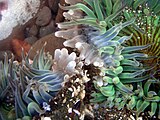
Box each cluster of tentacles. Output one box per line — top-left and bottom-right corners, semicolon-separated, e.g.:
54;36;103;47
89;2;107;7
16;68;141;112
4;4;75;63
0;46;84;119
56;0;160;119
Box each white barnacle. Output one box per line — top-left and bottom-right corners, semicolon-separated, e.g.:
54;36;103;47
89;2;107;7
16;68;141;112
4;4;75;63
82;70;90;83
74;78;80;83
80;90;85;100
68;87;73;92
73;109;81;116
43;117;51;120
62;98;67;103
68;108;73;113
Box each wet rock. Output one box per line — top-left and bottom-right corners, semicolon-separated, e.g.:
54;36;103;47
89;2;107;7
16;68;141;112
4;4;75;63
28;25;38;36
55;0;65;23
36;6;52;26
2;25;25;41
29;34;66;59
25;36;38;45
39;20;55;38
48;0;60;13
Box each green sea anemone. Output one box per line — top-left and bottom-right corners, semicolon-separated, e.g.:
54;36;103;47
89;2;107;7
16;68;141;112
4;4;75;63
0;46;79;119
12;47;79;119
0;54;15;120
120;9;160;79
56;0;160;119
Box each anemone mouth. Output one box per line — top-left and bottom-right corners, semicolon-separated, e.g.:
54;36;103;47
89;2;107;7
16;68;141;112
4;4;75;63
120;6;160;79
120;19;160;78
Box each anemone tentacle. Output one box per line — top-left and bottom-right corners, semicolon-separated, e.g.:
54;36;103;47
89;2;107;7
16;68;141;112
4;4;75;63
56;0;160;118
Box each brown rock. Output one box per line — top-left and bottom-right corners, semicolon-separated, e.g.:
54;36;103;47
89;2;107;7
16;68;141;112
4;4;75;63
48;0;60;13
28;25;38;36
29;34;66;59
55;0;66;23
25;36;38;45
39;20;55;38
36;6;52;26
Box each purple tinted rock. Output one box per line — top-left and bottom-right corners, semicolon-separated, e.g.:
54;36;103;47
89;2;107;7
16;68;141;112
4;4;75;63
39;20;55;38
36;6;52;26
28;25;38;36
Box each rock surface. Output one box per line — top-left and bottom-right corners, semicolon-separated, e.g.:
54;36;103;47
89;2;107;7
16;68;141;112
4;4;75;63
28;25;39;36
36;6;52;26
39;20;55;37
48;0;60;13
0;0;66;61
25;36;38;45
29;34;65;59
55;0;65;23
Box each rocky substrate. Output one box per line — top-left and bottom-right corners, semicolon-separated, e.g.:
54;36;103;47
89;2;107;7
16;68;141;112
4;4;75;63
0;0;66;60
25;0;66;57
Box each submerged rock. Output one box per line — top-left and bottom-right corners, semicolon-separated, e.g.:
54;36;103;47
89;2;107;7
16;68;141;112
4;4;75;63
28;25;39;36
39;20;55;37
25;36;38;45
36;6;52;26
29;34;65;59
48;0;60;13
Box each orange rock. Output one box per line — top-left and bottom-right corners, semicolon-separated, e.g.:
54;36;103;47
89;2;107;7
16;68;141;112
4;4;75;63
11;39;31;61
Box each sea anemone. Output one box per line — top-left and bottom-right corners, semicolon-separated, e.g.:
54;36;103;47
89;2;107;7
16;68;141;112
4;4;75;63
0;54;15;120
0;46;80;119
56;0;160;119
119;5;160;79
